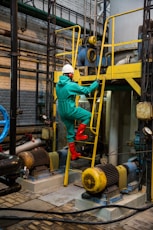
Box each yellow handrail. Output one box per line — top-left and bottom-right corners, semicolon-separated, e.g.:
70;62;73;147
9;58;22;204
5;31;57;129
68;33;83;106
55;25;81;68
97;7;143;80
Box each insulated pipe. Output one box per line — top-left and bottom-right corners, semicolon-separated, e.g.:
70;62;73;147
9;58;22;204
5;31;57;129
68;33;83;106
116;55;131;65
108;91;119;166
4;138;42;155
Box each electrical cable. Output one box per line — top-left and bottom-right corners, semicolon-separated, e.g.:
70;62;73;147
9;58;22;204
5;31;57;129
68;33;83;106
0;203;153;225
0;203;153;215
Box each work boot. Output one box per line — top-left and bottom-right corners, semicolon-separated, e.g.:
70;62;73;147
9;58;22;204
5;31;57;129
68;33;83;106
68;142;81;160
75;124;88;141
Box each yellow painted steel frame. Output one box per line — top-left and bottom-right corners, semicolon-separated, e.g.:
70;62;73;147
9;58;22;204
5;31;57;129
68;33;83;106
54;8;143;86
54;8;144;186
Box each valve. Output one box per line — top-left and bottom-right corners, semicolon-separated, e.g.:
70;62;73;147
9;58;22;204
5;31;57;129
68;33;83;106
0;105;10;143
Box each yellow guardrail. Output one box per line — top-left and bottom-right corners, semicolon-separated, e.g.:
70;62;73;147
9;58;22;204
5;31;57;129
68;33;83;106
97;7;143;81
55;25;81;68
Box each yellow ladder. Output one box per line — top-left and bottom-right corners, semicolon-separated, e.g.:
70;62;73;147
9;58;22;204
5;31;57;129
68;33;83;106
64;76;106;186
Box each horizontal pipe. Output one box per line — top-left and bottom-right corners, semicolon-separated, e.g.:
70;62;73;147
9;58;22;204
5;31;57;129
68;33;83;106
0;29;71;53
1;0;76;29
0;29;46;46
4;138;43;154
0;0;103;41
0;64;47;74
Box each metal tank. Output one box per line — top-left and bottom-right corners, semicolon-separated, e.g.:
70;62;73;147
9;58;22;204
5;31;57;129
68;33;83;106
108;0;144;63
110;0;144;50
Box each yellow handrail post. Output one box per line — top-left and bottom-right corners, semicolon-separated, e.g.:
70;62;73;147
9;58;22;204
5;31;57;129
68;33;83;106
64;149;71;186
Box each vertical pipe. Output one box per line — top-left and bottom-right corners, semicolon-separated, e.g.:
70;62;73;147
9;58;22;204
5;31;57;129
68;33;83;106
108;91;119;166
36;62;39;120
46;0;51;118
151;138;153;201
93;0;97;37
10;0;18;155
103;0;107;28
84;0;86;37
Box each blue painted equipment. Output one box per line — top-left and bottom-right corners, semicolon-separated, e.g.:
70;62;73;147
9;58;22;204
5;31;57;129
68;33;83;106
78;46;108;67
0;105;10;143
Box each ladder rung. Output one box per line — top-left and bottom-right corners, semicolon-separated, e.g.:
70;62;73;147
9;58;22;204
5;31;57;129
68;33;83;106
75;140;95;144
78;156;92;160
69;169;82;173
75;126;96;130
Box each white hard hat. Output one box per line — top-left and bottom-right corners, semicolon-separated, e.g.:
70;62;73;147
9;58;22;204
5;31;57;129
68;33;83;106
62;64;74;74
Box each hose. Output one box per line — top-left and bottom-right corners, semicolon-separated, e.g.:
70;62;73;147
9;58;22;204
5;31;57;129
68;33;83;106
0;203;153;225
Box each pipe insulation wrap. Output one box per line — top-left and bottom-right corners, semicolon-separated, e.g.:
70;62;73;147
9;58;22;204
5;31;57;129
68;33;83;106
4;138;42;154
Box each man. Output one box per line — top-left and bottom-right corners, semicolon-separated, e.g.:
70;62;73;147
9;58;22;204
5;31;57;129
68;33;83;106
56;64;99;160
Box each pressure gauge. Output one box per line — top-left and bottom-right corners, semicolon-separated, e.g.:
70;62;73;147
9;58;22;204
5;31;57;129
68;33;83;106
143;127;153;136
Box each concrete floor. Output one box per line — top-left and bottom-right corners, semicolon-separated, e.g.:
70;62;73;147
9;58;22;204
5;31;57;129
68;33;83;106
0;173;153;230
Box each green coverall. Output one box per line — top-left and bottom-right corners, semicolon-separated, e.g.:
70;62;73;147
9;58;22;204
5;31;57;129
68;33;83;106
56;75;99;143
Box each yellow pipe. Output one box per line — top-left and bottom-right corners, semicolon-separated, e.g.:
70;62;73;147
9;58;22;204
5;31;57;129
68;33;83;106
111;17;115;79
63;149;71;186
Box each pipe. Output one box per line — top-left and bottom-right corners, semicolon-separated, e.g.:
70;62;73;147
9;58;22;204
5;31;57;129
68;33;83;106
93;0;97;37
0;29;72;54
108;91;119;166
1;0;76;29
4;138;43;155
116;56;131;65
9;0;18;155
46;1;51;118
0;0;99;37
0;28;47;46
